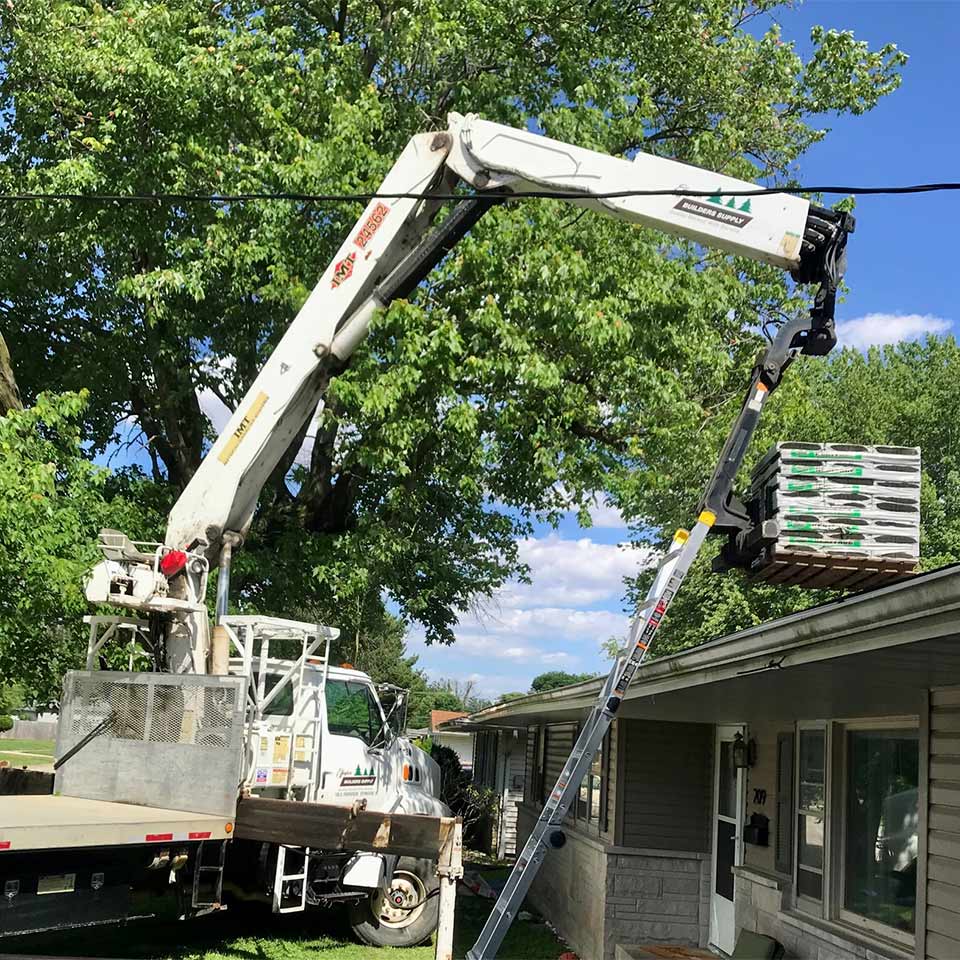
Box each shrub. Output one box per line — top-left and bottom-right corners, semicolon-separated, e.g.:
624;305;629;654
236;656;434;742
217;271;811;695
430;743;498;849
0;715;13;733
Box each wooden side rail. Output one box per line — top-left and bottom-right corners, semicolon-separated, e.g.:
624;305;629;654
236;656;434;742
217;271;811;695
235;797;463;960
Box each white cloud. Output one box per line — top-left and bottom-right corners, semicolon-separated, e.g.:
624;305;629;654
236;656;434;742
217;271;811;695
588;497;627;529
407;531;658;696
499;533;653;609
836;313;951;350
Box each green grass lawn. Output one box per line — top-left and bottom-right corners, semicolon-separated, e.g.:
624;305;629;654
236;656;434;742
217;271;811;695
9;881;569;960
0;737;55;768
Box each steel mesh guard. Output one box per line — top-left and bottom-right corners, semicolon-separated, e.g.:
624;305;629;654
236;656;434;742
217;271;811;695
56;670;246;816
61;672;239;748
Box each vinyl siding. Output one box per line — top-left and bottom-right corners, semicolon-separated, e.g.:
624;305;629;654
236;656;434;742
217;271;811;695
544;723;577;799
500;743;525;857
524;725;539;804
618;718;712;852
601;720;618;841
926;686;960;960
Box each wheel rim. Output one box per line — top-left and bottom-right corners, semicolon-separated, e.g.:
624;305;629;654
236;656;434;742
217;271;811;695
374;869;427;929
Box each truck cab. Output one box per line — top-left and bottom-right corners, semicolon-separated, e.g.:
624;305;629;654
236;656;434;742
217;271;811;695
242;659;444;816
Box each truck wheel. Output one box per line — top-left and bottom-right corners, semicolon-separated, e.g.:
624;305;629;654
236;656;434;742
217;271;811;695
349;857;440;947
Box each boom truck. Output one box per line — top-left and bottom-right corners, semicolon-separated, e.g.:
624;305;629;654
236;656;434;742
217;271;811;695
0;113;851;958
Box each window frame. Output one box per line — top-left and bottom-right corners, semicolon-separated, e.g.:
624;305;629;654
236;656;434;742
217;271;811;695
323;678;384;746
794;720;829;916
573;727;608;832
835;717;919;949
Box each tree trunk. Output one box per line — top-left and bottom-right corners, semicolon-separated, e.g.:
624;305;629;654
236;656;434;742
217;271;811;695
0;333;22;415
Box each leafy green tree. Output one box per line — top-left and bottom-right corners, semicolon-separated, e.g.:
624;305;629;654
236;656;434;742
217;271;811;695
0;683;24;717
530;671;596;693
0;1;905;677
633;337;960;656
407;686;465;730
0;393;162;702
498;692;527;703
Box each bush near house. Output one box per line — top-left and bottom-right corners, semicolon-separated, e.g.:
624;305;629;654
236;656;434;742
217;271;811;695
431;743;498;850
0;716;12;733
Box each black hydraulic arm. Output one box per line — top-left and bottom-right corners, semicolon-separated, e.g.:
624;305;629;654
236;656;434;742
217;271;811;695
699;205;854;558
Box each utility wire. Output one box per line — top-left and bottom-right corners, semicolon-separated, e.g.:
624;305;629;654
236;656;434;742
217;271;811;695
0;182;958;205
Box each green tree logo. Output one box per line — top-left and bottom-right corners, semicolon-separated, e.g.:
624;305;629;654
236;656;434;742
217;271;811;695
707;189;751;213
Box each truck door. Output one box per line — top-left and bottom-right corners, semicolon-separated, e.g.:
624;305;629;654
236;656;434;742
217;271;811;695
318;678;392;808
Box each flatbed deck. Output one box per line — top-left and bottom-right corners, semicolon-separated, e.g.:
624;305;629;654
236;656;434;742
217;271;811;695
0;795;233;852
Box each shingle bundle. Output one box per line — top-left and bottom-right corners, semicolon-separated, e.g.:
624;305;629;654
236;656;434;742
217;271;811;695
746;442;921;589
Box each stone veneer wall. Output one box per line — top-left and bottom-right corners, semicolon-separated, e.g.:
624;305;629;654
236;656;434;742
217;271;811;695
517;804;712;960
603;848;711;959
734;866;912;960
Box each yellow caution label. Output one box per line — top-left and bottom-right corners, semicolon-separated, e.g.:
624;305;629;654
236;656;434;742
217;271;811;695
698;510;717;527
218;391;269;465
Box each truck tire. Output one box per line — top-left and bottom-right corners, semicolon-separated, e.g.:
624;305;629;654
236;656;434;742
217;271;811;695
349;857;440;948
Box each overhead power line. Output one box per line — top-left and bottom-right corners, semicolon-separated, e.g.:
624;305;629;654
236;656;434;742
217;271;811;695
0;182;958;205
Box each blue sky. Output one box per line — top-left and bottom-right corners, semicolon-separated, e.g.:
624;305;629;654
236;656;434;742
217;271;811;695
408;1;960;699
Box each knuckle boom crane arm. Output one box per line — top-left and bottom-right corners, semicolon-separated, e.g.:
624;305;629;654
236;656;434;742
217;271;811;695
166;113;851;573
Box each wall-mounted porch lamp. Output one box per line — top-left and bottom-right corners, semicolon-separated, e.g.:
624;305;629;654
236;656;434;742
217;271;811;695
732;731;757;769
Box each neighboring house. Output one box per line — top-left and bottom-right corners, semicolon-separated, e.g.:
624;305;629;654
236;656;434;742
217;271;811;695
422;709;474;772
450;721;527;858
462;563;960;960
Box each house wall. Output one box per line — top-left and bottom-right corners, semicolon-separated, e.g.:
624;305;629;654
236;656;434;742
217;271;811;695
925;686;960;960
433;729;473;770
602;720;618;843
498;730;526;858
743;718;785;876
517;802;608;960
617;719;713;852
516;717;712;960
604;848;711;957
517;802;710;960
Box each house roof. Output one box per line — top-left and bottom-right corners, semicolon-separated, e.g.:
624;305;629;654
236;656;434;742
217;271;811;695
430;709;468;731
460;562;960;727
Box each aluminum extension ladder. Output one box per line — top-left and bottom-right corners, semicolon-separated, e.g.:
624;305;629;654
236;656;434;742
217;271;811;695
465;512;715;959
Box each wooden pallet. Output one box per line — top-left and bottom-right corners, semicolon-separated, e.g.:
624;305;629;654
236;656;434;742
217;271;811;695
749;548;918;590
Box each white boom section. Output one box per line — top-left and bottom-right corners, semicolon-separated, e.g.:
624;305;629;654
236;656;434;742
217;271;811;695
166;113;809;557
166;133;453;555
444;114;808;269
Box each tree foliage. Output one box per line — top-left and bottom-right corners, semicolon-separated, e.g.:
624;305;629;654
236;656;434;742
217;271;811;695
635;337;960;656
0;393;161;701
530;670;597;693
0;1;905;683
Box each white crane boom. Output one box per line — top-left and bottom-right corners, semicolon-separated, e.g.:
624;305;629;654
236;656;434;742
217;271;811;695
165;113;814;559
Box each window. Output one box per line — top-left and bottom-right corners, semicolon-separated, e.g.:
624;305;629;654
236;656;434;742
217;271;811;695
575;732;608;828
324;679;383;745
786;720;919;946
841;727;919;936
796;727;826;903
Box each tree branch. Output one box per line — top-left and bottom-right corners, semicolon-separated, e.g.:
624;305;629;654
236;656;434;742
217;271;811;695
0;332;22;415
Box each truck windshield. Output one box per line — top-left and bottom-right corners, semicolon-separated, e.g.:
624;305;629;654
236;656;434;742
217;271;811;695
325;679;382;745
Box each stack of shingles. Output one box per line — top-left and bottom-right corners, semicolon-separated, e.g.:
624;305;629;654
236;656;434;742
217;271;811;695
748;442;921;589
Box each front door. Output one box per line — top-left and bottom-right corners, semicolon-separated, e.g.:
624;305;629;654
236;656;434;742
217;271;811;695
710;724;745;955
